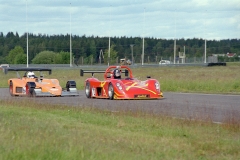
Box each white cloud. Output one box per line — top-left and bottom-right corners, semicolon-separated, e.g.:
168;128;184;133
0;0;239;40
192;0;209;6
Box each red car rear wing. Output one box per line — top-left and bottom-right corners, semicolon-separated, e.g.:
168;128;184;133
80;69;105;77
80;69;129;77
80;66;133;80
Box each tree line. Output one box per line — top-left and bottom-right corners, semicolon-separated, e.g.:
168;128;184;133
0;31;239;64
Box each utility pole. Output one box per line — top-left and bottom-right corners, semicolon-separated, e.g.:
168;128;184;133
174;9;176;64
108;37;110;66
204;10;207;63
26;0;28;67
130;44;134;65
174;39;176;64
108;5;112;66
99;49;104;65
142;8;145;65
69;3;72;67
204;39;207;63
184;45;186;63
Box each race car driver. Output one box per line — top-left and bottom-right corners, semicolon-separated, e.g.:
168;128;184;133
27;71;35;78
113;66;121;79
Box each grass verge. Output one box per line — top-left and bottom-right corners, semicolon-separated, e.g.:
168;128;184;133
0;100;239;160
1;63;240;94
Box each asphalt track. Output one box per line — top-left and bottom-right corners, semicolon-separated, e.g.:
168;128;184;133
0;88;239;124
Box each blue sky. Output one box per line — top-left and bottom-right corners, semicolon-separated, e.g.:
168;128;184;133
1;0;239;40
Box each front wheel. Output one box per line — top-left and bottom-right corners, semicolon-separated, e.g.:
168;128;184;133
108;83;114;100
66;80;77;91
26;82;36;97
9;81;14;96
85;81;91;98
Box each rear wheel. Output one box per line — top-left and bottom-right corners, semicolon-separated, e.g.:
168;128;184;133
9;81;14;96
108;83;114;100
85;81;91;98
66;80;77;91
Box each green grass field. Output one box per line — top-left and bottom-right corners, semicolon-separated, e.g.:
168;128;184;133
0;63;240;159
1;100;239;160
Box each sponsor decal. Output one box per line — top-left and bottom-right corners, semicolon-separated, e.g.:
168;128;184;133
51;80;56;84
100;82;107;96
50;88;59;91
100;82;106;87
134;94;150;98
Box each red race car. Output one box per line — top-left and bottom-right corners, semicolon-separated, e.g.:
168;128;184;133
80;65;163;100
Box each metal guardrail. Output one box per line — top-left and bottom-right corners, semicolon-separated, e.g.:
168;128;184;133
8;63;209;69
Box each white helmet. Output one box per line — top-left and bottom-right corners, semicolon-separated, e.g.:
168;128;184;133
114;66;121;78
27;72;35;78
115;69;121;77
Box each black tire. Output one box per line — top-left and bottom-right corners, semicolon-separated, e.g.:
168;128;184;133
26;82;36;97
9;81;14;96
66;80;77;91
108;83;114;100
85;81;91;98
32;90;36;97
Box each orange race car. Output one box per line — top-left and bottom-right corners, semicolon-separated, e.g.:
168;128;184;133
80;65;164;100
4;67;79;97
